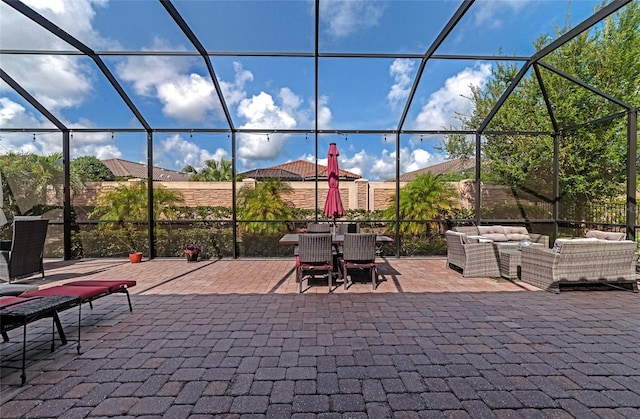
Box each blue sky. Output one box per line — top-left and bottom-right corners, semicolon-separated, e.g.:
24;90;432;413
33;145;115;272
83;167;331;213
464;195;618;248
0;0;606;180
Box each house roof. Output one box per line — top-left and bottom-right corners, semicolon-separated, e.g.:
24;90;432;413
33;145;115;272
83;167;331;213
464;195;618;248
240;168;303;181
101;158;191;182
243;160;361;181
389;158;476;182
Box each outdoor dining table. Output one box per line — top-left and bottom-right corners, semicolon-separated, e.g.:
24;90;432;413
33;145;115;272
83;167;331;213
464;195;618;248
278;233;394;246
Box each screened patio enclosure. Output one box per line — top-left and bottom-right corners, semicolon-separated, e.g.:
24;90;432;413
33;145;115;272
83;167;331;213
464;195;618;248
0;0;637;260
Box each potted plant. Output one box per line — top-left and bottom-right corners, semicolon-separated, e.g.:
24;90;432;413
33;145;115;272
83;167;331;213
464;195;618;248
184;243;201;262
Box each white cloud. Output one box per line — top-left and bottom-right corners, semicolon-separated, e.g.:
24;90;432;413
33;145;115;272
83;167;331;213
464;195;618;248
68;133;122;160
473;0;529;29
117;53;252;124
155;134;228;171
156;74;217;122
387;59;416;110
0;98;43;129
219;62;253;107
0;0;109;112
412;63;491;131
0;98;123;159
236;92;299;165
321;0;385;38
301;144;446;181
313;95;333;129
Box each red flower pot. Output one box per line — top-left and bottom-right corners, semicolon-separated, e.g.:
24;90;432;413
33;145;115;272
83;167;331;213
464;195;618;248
129;252;143;263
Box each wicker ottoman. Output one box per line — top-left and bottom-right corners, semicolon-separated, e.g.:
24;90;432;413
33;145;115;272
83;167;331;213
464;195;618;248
499;248;521;279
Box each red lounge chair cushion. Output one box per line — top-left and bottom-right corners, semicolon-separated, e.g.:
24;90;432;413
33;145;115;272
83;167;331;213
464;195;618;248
65;280;136;292
0;296;28;308
21;285;109;302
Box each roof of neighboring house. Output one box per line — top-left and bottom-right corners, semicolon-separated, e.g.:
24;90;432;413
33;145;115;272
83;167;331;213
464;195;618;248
241;160;361;181
101;158;191;182
389;158;477;182
240;168;304;181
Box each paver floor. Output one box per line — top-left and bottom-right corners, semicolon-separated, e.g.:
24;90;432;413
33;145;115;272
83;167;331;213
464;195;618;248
1;257;639;418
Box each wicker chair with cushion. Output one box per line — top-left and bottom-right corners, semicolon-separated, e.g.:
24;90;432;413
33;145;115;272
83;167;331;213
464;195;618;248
445;231;500;277
296;233;334;293
0;218;49;283
340;233;378;290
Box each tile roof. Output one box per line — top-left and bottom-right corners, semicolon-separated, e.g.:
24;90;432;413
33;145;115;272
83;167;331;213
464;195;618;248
265;160;361;180
101;158;191;182
389;158;477;182
240;168;304;181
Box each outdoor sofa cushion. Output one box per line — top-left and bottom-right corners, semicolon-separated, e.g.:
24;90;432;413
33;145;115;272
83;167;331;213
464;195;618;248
477;226;509;242
585;230;626;241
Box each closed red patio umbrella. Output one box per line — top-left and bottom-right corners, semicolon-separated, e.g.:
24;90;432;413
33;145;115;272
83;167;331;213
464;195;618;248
323;143;344;232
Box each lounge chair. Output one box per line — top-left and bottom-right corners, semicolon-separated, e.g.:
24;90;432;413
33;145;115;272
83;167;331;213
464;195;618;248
20;280;137;352
1;295;80;385
0;218;49;283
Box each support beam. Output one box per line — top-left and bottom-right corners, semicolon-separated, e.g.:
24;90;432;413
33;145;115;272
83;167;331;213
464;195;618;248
627;109;638;240
147;131;155;259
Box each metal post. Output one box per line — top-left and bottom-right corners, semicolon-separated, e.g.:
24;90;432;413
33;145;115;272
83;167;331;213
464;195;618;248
62;130;71;260
232;131;238;258
474;133;482;224
627;109;637;240
147;131;155;259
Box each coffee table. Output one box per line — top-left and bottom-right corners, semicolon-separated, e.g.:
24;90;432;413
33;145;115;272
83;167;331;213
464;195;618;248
498;243;544;279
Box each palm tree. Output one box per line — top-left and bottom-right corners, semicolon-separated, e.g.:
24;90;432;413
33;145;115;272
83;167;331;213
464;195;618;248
384;173;457;236
91;181;184;251
237;179;293;234
0;152;84;216
184;158;235;181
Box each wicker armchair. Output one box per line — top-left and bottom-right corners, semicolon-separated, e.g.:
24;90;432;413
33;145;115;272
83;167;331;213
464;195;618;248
445;231;500;277
340;233;377;290
296;233;334;293
0;218;49;283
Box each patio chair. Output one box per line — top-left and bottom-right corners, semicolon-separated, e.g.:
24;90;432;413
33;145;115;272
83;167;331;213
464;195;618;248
296;233;334;293
336;223;360;234
340;233;378;290
0;218;49;283
307;223;331;233
445;231;500;277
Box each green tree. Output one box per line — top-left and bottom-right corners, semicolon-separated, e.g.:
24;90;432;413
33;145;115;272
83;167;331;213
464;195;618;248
184;158;235;181
384;173;457;236
71;156;114;181
90;182;184;251
91;181;184;223
237;179;293;234
442;2;640;211
0;152;84;216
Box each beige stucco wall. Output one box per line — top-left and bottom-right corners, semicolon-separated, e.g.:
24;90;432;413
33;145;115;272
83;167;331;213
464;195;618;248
71;179;557;214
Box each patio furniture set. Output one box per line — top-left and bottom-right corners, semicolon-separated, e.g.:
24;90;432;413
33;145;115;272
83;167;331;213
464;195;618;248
446;226;638;293
280;224;392;293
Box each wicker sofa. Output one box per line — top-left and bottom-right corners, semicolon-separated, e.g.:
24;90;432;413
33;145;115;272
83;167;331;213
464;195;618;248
446;225;550;277
521;239;638;293
453;225;550;247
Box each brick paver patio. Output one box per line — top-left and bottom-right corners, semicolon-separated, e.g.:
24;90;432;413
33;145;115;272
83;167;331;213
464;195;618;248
1;257;639;418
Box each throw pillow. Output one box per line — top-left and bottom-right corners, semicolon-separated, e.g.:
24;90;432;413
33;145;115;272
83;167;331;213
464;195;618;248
585;230;625;241
482;233;508;242
478;225;505;235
